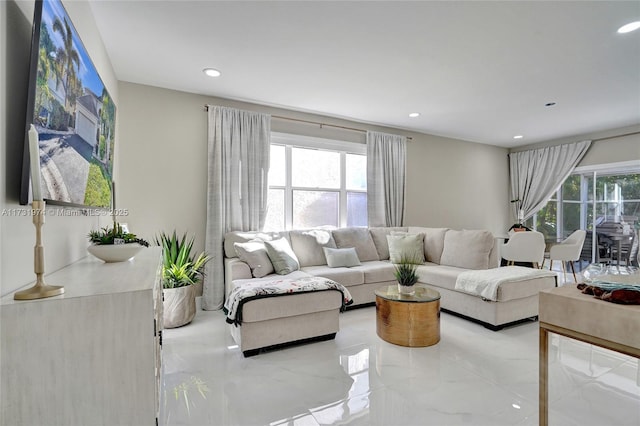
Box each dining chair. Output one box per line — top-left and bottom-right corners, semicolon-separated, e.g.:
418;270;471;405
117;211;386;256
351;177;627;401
543;230;587;282
501;231;546;269
612;230;637;267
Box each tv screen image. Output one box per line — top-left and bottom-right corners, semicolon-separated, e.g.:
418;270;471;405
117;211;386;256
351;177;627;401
21;0;115;208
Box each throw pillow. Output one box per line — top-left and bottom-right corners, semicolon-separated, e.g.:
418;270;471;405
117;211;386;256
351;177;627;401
332;228;380;262
234;241;274;278
408;227;449;264
264;237;300;275
387;233;425;264
368;227;408;260
290;229;336;267
223;230;281;258
323;247;361;268
439;229;494;270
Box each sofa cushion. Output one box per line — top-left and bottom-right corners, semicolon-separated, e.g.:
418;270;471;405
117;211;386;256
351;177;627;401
234;241;274;278
323;247;361;268
289;229;336;267
300;265;364;287
408;227;449;264
387;233;425;264
240;290;343;323
265;238;300;275
369;227;408;260
352;261;397;283
415;263;464;290
332;228;380;262
439;229;494;270
224;231;284;258
416;264;556;302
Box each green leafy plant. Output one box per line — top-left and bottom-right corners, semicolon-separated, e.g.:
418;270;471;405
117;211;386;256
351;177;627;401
88;223;149;247
155;231;210;289
393;255;420;287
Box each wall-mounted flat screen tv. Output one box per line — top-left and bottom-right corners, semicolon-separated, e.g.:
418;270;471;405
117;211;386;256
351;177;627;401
20;0;115;208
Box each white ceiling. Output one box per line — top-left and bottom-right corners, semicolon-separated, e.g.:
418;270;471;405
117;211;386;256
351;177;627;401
88;0;640;148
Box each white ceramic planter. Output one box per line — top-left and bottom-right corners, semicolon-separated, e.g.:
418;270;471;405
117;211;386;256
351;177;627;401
87;243;144;263
397;283;416;296
163;285;197;328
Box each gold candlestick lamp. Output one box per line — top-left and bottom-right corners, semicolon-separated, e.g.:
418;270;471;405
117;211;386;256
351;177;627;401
13;200;64;300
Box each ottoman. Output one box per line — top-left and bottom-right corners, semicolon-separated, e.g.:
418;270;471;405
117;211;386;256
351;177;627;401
228;287;344;356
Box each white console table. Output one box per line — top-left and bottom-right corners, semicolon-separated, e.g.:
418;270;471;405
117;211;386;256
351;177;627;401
1;247;163;426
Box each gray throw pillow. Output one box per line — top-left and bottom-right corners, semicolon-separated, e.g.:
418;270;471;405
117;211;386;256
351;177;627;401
290;229;336;267
234;241;274;278
323;247;361;268
264;237;300;275
332;228;380;261
387;233;425;264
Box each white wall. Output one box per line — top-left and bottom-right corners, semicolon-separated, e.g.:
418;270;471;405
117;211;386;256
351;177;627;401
404;133;510;233
0;0;118;297
117;82;512;259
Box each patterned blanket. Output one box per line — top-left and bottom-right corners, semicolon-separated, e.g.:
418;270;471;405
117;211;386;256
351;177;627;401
224;276;353;325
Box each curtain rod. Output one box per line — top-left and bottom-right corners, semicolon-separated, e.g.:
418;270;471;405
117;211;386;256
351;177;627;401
203;105;412;140
592;130;639;143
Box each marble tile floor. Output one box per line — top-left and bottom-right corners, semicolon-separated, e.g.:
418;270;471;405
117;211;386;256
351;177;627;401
161;282;639;426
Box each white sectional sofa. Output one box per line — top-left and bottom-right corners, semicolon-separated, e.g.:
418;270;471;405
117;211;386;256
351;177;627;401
224;226;556;355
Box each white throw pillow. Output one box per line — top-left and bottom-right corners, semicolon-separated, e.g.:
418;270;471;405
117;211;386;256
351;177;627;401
387;233;425;264
234;241;274;278
323;247;361;268
439;229;493;270
264;238;300;275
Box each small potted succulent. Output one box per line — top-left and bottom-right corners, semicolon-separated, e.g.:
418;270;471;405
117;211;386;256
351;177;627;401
394;255;420;295
156;231;210;328
87;222;149;262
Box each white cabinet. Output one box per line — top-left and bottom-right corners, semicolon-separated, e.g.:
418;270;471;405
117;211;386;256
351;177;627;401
1;247;163;426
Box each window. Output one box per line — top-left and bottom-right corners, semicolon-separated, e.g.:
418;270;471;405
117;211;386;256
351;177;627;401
525;162;640;261
263;133;367;231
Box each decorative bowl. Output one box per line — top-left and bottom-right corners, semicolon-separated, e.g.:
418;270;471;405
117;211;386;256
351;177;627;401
583;263;639;290
87;243;144;263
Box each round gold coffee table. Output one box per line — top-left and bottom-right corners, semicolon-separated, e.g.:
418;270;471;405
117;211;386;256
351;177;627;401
375;284;441;347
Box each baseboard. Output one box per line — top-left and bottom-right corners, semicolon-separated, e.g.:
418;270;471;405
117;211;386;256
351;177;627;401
242;332;337;357
441;308;539;332
345;301;375;311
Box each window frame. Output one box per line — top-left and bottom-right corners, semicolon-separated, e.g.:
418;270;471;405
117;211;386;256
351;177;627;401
525;161;640;261
268;132;367;230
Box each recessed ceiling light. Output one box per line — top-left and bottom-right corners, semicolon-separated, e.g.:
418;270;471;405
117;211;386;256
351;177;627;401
513;135;524;139
408;112;420;118
545;102;556;107
618;21;640;34
203;68;221;77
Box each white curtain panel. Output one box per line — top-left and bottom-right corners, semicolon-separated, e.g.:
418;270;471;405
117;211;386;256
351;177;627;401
366;131;407;227
509;140;591;221
203;106;271;310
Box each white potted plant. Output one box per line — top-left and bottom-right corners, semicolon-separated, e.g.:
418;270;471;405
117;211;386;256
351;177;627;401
394;256;420;295
156;231;210;328
87;222;149;262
